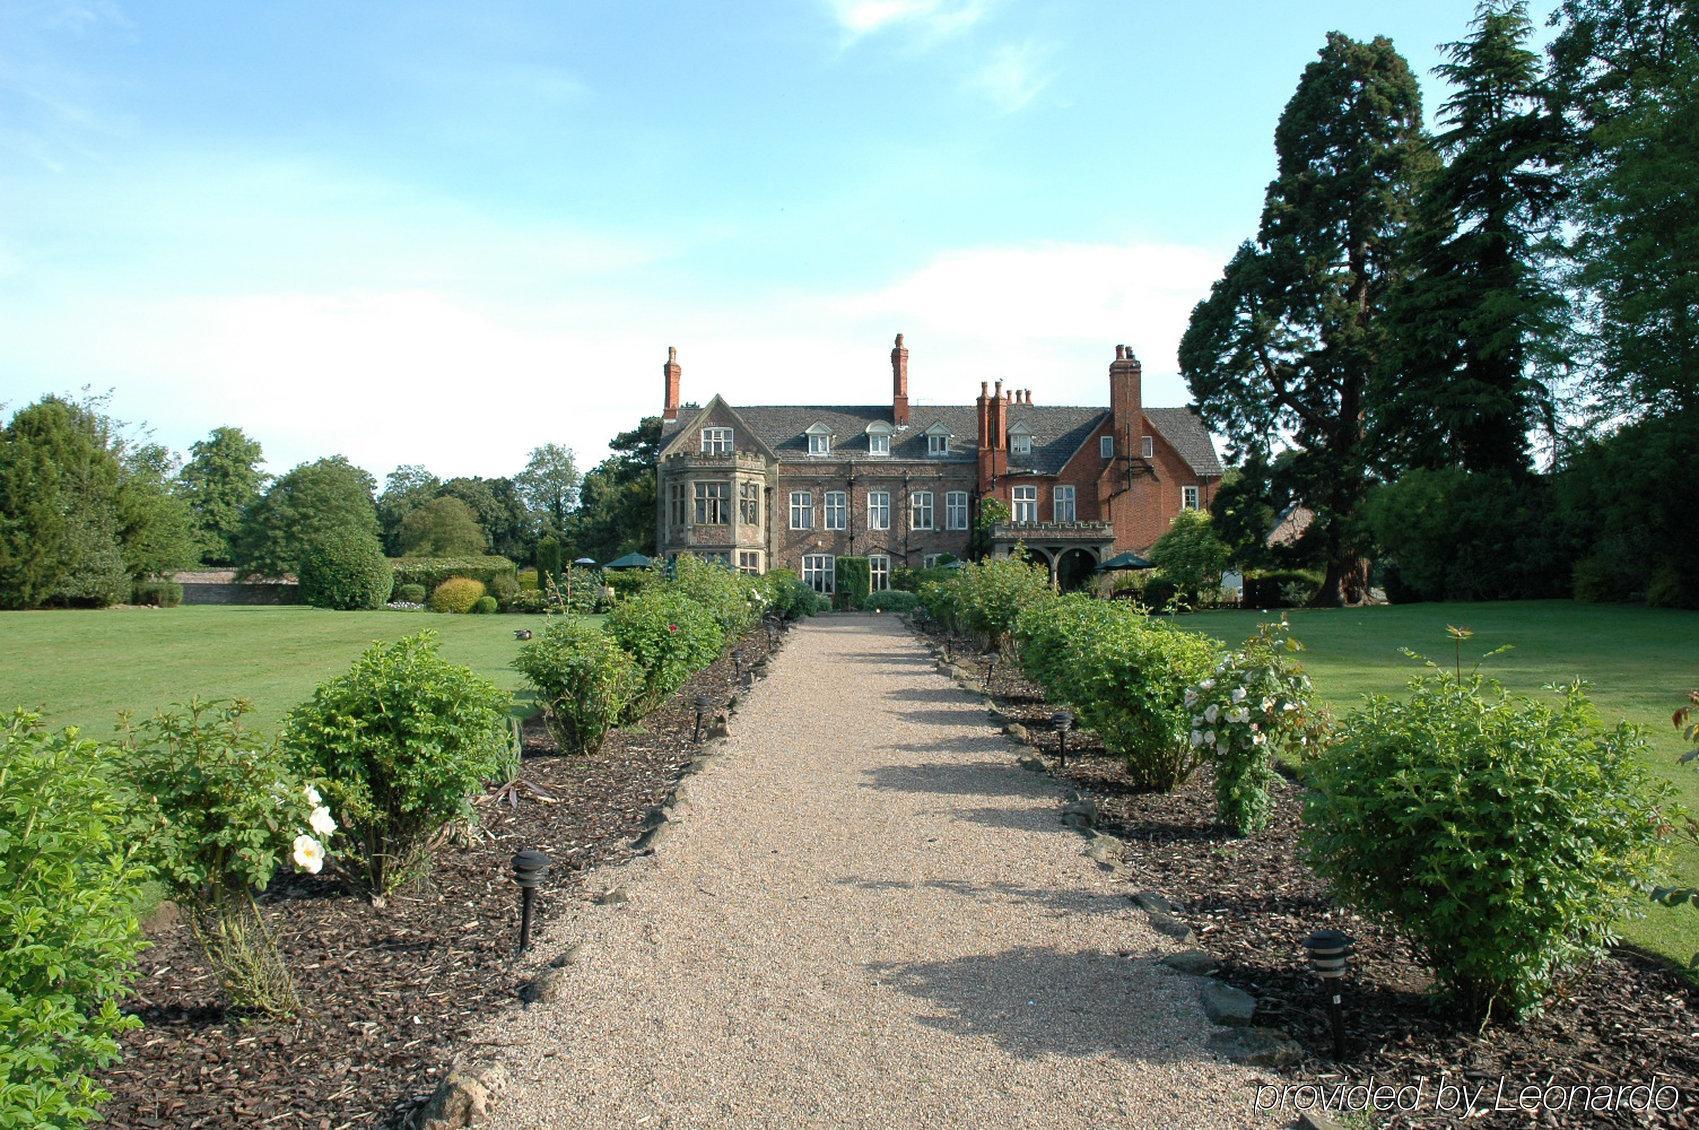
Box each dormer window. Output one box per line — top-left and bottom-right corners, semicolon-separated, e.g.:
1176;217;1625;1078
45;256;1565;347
700;427;732;455
1009;423;1033;457
805;422;833;457
865;421;893;457
928;433;949;456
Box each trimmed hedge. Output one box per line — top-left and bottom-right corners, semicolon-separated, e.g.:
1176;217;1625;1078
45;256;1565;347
833;556;871;611
395;583;427;604
863;590;921;613
428;577;486;614
300;530;392;611
130;580;183;607
389;556;518;596
471;595;498;614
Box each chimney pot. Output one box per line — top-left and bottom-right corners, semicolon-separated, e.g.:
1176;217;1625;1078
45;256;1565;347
890;331;910;426
662;345;682;421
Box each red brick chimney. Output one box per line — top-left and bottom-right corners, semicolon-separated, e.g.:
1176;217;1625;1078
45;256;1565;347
1109;343;1142;444
662;346;681;421
891;333;909;425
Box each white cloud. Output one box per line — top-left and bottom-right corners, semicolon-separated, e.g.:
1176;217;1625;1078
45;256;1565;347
824;0;991;39
962;40;1056;113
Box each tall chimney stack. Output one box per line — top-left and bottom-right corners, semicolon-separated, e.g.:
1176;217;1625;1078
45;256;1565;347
1109;343;1142;439
891;333;909;426
662;346;682;421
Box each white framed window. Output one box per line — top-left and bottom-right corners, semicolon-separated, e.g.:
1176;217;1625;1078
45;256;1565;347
738;550;761;576
867;491;890;530
802;554;834;593
1141;435;1155;459
1012;485;1038;523
824;490;847;530
1012;434;1032;456
910;491;934;530
869;554;890;591
668;481;687;528
808;432;832;456
1182;485;1201;510
1053;485;1076;523
869;433;890;456
927;433;949;456
1100;435;1114;459
738;481;759;525
789;490;813;530
945;491;969;530
694;480;729;525
700;427;732;454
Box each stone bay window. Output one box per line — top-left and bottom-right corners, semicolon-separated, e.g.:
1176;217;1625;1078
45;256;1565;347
739;481;760;524
694;480;730;525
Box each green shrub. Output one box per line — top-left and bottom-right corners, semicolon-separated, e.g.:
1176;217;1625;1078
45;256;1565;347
605;566;659;602
1572;551;1639;603
1184;621;1319;834
863;590;921;612
504;588;558;615
0;712;147;1128
1148;509;1231;605
1242;569;1323;609
395;583;427;604
119;700;331;1016
534;536;563;583
282;632;512;899
429;576;486;613
942;554;1054;646
1303;673;1668;1022
513;621;639;755
389;555;518;596
759;568;821;620
604;590;724;717
673;554;759;635
834;556;871;611
130;579;183;607
1020;599;1218;790
299;529;392;611
488;572;519;606
471;595;498;614
893;562;955;592
517;567;540;591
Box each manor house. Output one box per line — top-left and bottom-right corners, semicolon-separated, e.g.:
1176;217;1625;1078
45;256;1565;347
654;335;1222;592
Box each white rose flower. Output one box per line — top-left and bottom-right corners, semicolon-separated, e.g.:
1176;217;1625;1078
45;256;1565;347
1230;687;1246;704
292;834;325;875
1204;730;1217;746
309;805;337;838
1200;678;1216;691
304;784;322;806
1251;732;1266;746
1229;707;1249;724
1190;729;1204;747
1283;701;1298;712
1262;697;1276;712
1203;704;1220;723
1184;689;1198;708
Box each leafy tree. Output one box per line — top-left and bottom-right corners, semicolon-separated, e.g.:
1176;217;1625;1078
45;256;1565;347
115;443;199;582
515;443;580;536
395;495;487;556
376;464;440;556
234;456;379;579
1377;1;1568;474
441;475;532;562
1180;33;1434;605
0;396;128;608
1148;509;1232;604
1551;0;1699;419
566;417;661;563
177;427;266;566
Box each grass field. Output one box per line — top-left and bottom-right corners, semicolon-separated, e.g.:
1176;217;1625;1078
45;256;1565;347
1185;600;1699;969
0;605;589;736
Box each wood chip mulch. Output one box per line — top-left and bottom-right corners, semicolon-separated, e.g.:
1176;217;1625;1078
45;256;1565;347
932;631;1699;1128
96;625;782;1129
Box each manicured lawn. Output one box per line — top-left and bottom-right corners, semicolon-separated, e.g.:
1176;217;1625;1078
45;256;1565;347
1184;600;1699;969
0;605;595;736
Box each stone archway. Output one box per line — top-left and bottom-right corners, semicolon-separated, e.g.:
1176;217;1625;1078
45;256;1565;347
1056;547;1098;592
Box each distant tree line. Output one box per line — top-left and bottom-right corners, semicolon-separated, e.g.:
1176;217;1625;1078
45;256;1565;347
0;396;661;608
1182;0;1698;608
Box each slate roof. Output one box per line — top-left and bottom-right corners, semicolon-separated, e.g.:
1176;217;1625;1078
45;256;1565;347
662;401;1222;478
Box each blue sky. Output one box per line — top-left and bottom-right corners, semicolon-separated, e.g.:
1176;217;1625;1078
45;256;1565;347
0;0;1556;480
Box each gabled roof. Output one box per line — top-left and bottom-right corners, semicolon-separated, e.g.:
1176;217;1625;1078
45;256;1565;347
1144;407;1223;477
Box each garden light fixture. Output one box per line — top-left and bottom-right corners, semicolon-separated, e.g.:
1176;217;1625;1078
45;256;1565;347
1051;710;1074;767
693;693;713;743
985;653;999;694
511;850;551;955
732;648;748;689
1303;928;1354;1059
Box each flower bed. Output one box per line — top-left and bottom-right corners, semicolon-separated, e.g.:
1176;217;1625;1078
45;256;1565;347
95;625;780;1128
922;625;1699;1128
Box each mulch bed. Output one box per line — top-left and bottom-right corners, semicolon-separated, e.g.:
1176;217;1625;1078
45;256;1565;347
931;631;1699;1128
96;624;783;1129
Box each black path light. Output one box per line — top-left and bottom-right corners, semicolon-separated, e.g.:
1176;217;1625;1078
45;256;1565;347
732;648;750;690
985;653;999;695
693;693;714;743
764;613;780;651
1304;928;1355;1059
511;850;551;954
1051;710;1074;767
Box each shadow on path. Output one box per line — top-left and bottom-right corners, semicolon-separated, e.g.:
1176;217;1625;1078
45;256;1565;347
863;759;1057;799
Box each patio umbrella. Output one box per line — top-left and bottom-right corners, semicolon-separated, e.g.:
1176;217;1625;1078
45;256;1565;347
571;557;599;568
1097;550;1154;572
603;552;653;571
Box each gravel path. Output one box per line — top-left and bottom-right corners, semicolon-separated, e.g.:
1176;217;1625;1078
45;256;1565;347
486;615;1276;1128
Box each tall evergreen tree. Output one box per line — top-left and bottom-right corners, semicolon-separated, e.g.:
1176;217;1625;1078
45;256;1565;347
1180;33;1434;605
567;417;661;563
178;427;267;566
1551;0;1699;419
1377;1;1568;473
